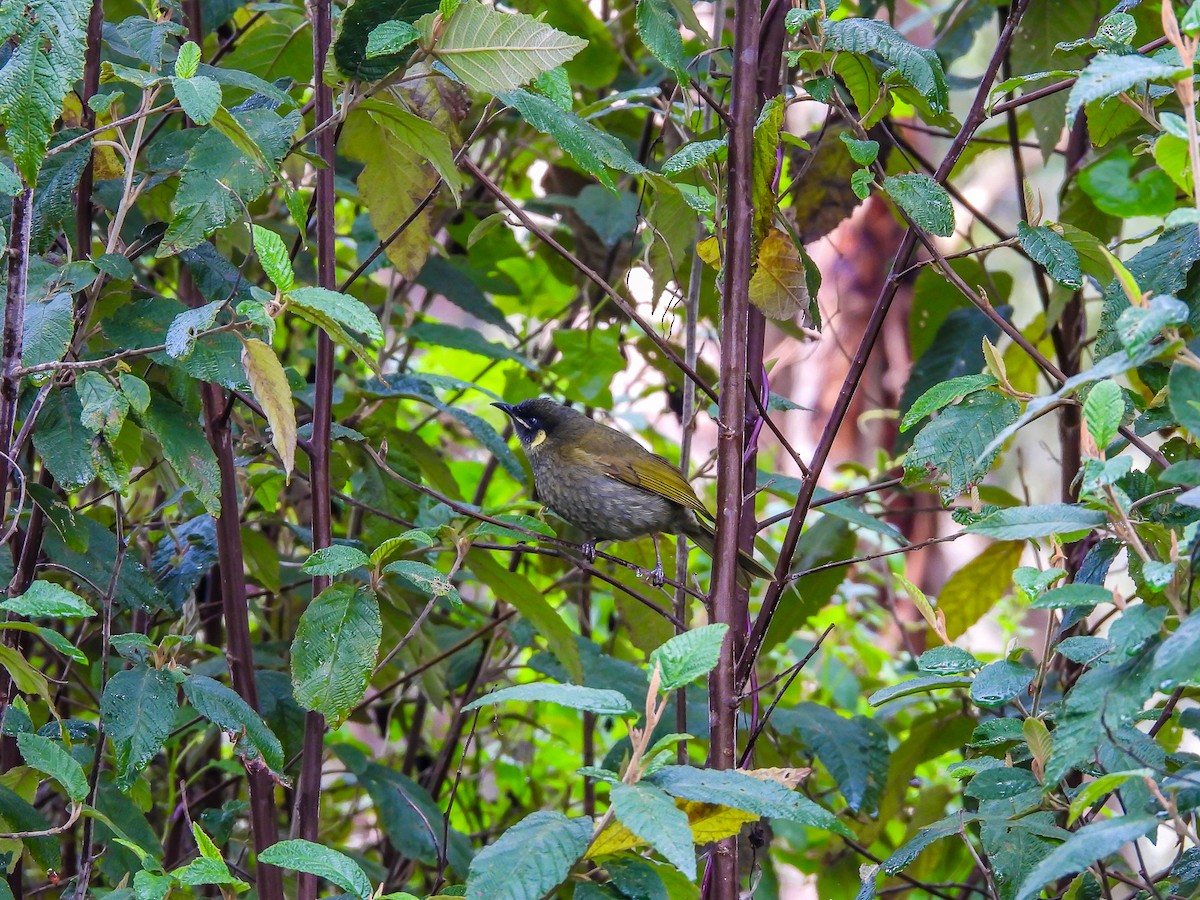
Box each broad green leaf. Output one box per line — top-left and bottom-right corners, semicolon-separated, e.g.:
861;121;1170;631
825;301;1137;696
501;89;647;191
31;389;96;489
1068;770;1153;825
883;174;955;237
1066;54;1185;124
174;40;201;77
1114;294;1188;352
636;0;688;84
334;0;438;81
0;581;95;619
840;131;880;165
259;840;372;900
303;545;371;576
166;300;222;359
611;782;695;879
409;321;532;367
77;371;130;442
252;225;294;292
291;584;381;726
465;811;592;900
963;766;1038;800
384;559;462;606
100;666;179;788
1031;583;1113;608
242;338;297;478
1079;147;1176;218
141;392;221;516
21;290;73;373
661;138;725;175
367;20;420;58
648;766;851;837
868;674;973;706
970;660;1035;708
287;286;384;372
358;99;466;204
17;731;88;803
0;0;90;182
1151;611;1200;689
1017;222;1082;289
824;18;948;113
433;2;587;94
917;646;981;674
772;703;889;814
904;391;1019;502
1014;816;1158;900
1082;380;1124;449
463;683;632;715
183;674;285;772
900;375;998;432
751;97;785;242
648;624;729;691
965;504;1107;540
173;75;221;125
1170;362;1200;436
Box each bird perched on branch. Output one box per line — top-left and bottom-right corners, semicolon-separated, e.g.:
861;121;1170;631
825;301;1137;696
492;398;774;587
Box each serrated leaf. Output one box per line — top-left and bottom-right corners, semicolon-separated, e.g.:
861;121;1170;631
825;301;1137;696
636;0;688;84
648;624;728;691
1017;222;1082;289
824;18;948;114
965;504;1106;540
1066;54;1185;125
241;338;296;478
183;674;285;772
1013;816;1158;900
21;291;73;373
0;581;95;619
251;225;294;292
259;840;372;900
463;683;631;715
100;666;179;788
465;811;592;900
366;20;419;58
303;545;371;576
140;392;221;516
1082;380;1123;450
611;782;695;879
433;2;587;94
76;371;130;442
291;584;381;726
173;75;221;125
900;375;998;432
904;391;1019;501
174;41;201;77
748;227;809;320
883;174;955;237
384;559;461;606
661;138;725;174
1067;769;1152;825
17;731;88;803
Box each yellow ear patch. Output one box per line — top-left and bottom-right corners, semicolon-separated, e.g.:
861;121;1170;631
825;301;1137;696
529;429;547;449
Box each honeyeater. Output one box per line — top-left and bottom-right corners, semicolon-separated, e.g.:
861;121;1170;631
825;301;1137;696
492;398;774;586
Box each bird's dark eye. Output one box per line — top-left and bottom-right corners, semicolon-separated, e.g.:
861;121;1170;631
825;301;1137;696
527;416;540;428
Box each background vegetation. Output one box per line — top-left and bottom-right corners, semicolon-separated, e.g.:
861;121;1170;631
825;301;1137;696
0;0;1198;897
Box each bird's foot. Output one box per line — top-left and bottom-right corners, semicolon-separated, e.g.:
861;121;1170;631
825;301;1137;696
581;539;597;563
646;563;665;588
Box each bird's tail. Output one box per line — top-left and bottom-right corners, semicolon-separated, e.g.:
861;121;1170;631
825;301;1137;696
685;519;776;587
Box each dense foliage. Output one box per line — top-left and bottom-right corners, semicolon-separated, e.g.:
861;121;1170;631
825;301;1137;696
0;0;1199;897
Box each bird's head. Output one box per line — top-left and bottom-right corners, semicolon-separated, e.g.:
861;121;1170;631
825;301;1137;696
491;398;583;452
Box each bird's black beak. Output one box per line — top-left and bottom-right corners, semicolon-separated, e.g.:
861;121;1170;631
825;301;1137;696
491;402;515;416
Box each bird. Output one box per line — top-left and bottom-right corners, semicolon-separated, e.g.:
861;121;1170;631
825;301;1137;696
492;398;775;587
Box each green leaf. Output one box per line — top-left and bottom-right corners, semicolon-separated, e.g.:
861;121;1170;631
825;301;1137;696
291;584;381;726
1114;294;1188;352
172;75;221;125
359;99;466;204
824;17;948;114
751;97;785;242
965;504;1107;540
1068;769;1153;825
648;766;851;837
465;811;593;900
636;0;688;84
259;840;373;900
165;300;222;360
648;624;729;691
611;782;695;879
882;174;955;237
772;703;888;814
1082;380;1124;449
1014;816;1159;900
182;674;285;772
366;20;420;58
661;138;725;175
963;766;1039;800
303;545;371;576
839;131;879;166
252;225;294;292
0;0;90;182
242;338;297;478
140;392;221;516
100;666;179;789
1079;147;1177;218
1066;54;1184;124
174;41;201;77
900;374;998;432
1017;222;1082;289
463;683;632;715
500;89;647;191
432;1;587;94
970;660;1035;708
31;389;96;489
334;0;438;81
904;391;1019;501
409;321;532;367
1031;583;1113;608
17;731;88;803
287;286;385;372
77;371;130;441
1170;362;1200;436
1151;611;1200;689
868;674;974;705
21;290;73;373
384;559;462;606
0;581;95;619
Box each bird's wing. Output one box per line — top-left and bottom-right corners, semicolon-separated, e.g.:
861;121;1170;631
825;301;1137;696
564;445;710;516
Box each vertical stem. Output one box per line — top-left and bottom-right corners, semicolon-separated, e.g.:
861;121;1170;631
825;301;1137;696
707;0;761;896
0;188;32;514
296;0;336;895
74;0;104;259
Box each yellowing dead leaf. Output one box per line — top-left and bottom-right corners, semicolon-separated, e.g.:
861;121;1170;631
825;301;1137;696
696;235;722;269
241;338;297;480
748;227;808;320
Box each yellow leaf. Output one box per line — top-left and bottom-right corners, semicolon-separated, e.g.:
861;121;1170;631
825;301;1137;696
934;540;1024;641
241;338;297;479
748;228;808;320
696;235;722;269
680;800;759;844
589;818;642;857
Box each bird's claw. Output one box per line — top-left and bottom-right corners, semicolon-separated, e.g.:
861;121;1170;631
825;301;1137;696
582;539;597;563
647;563;665;588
